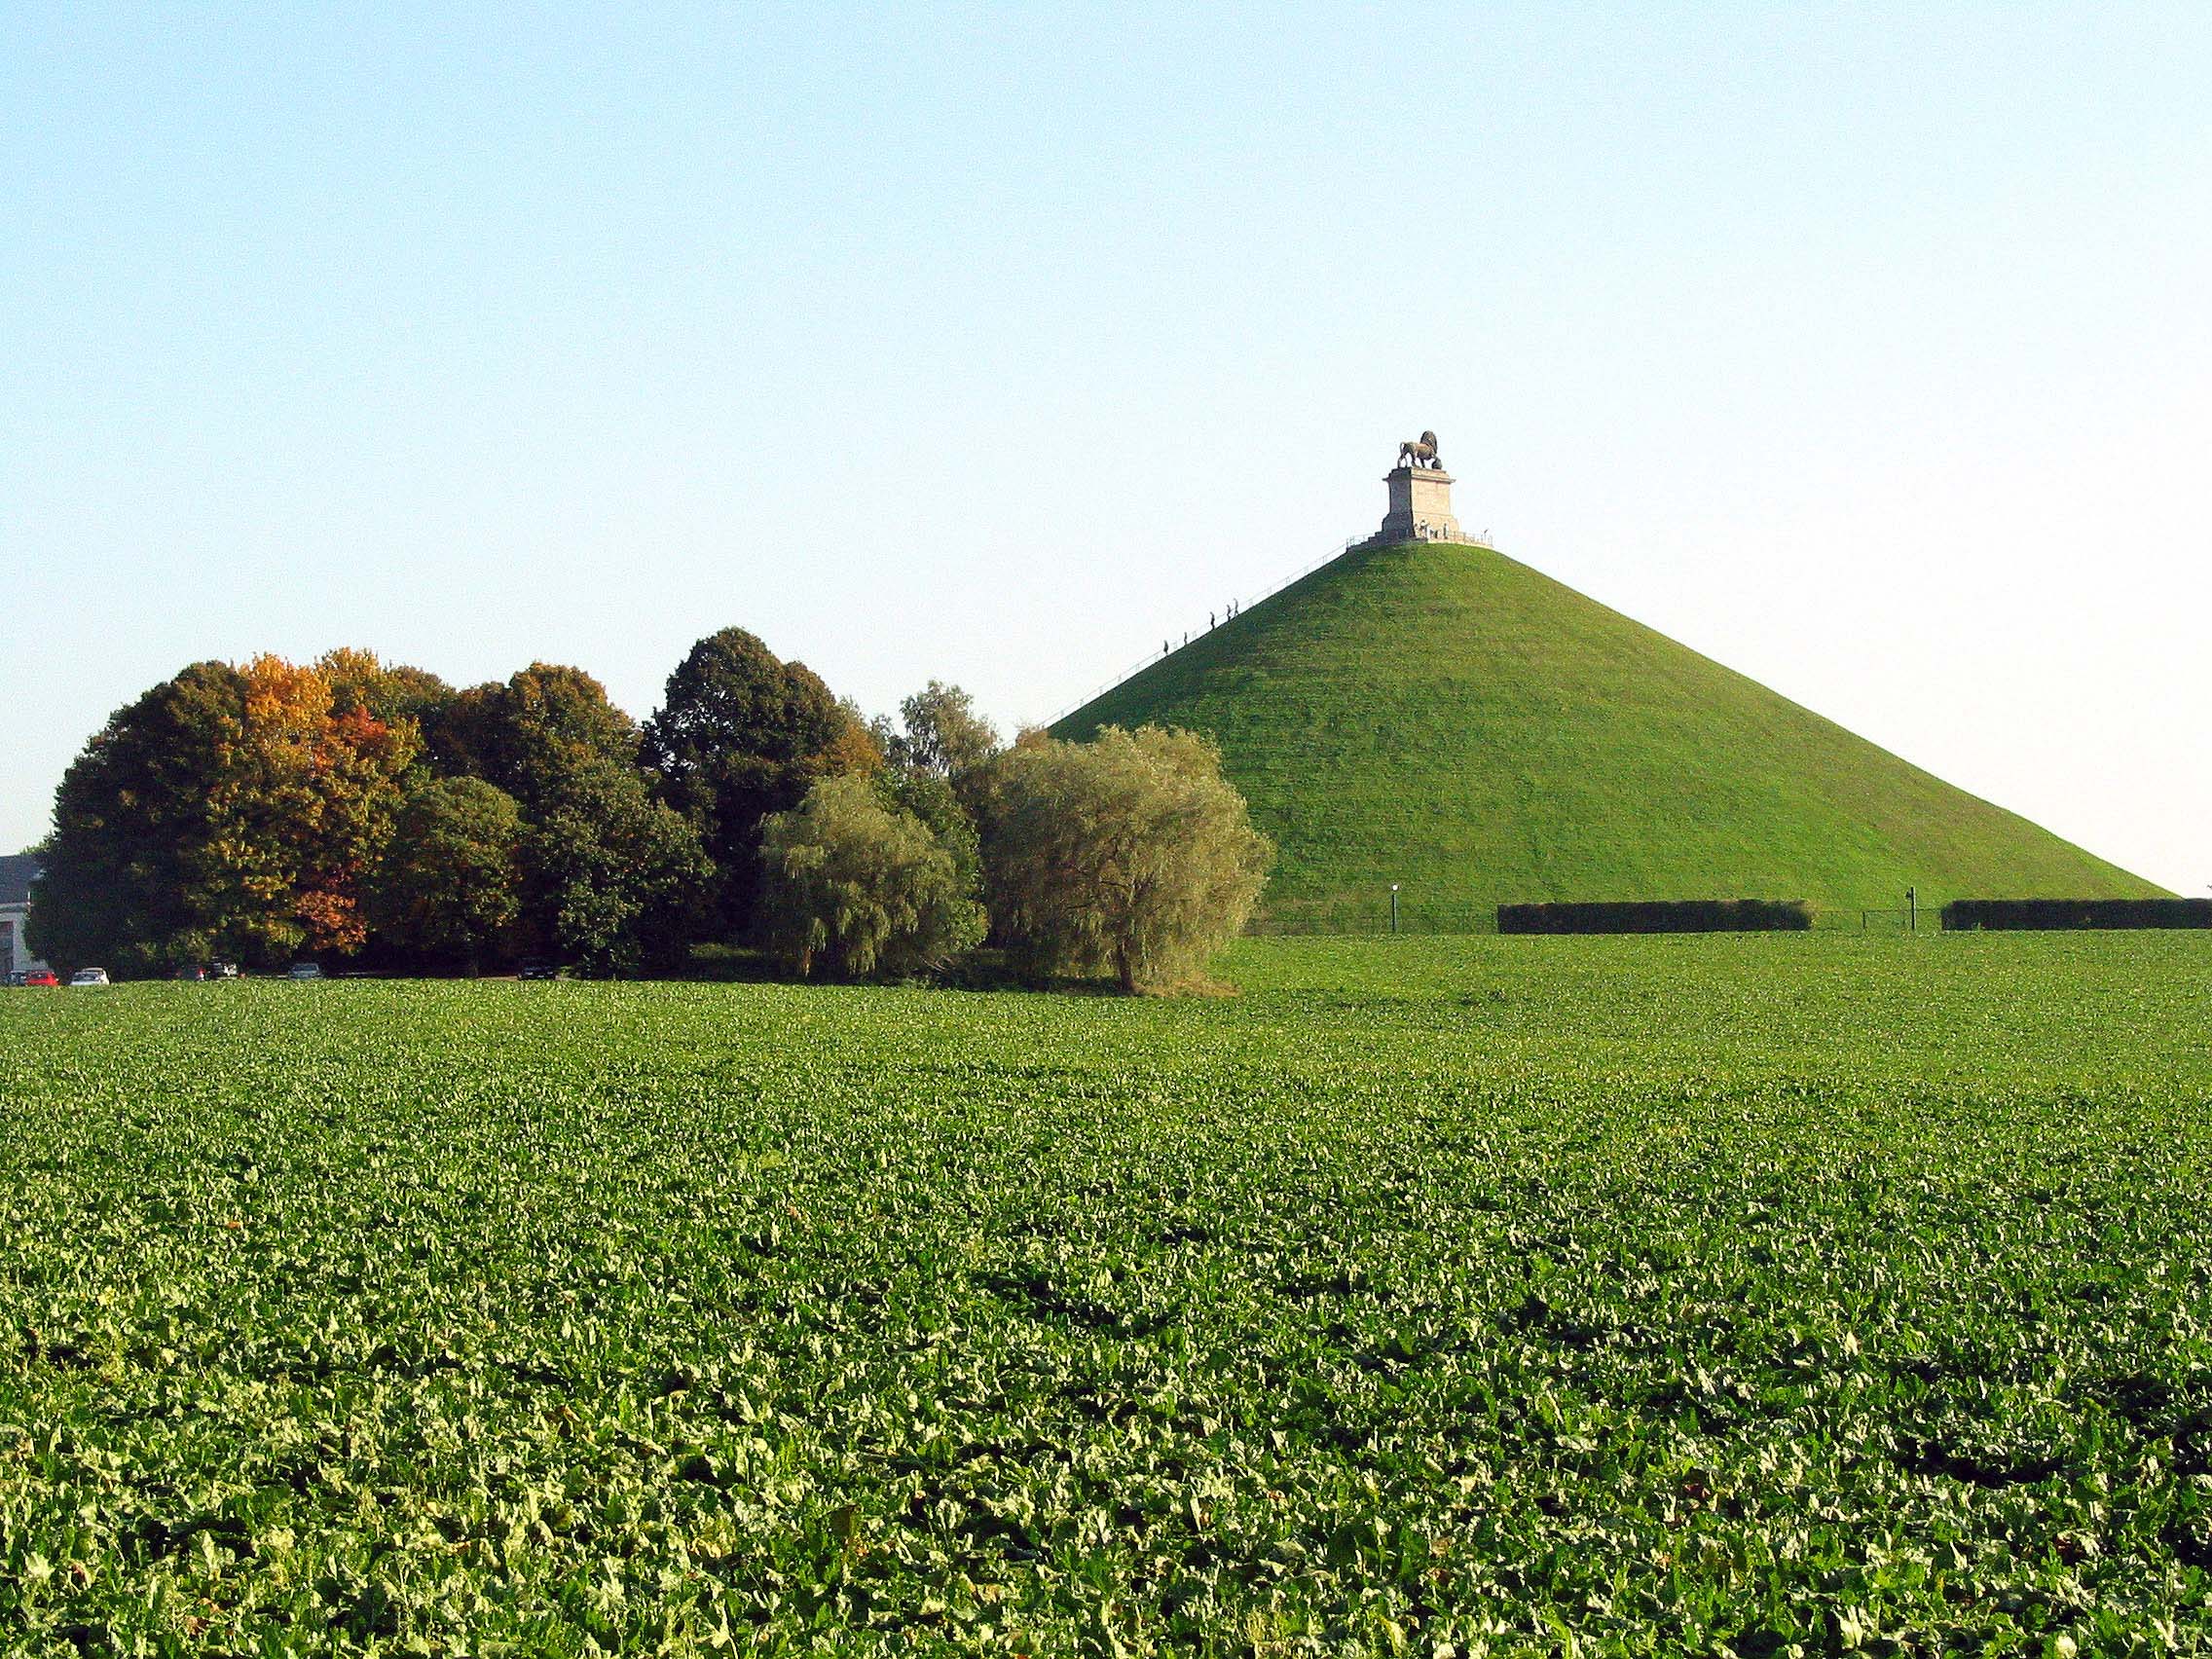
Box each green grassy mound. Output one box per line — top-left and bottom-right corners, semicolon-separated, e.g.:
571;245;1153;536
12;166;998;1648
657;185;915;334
1055;541;2158;929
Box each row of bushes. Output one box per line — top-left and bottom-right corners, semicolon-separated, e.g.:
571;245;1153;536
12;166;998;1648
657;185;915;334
1941;899;2212;932
1485;897;2207;936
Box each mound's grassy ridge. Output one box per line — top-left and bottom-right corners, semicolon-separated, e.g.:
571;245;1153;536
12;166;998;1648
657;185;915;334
1055;541;2158;929
7;937;2212;1651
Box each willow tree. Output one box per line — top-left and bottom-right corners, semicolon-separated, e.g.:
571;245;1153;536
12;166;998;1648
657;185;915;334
979;725;1272;993
756;772;984;978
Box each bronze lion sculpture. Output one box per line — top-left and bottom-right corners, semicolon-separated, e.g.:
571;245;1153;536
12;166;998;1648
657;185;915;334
1397;430;1442;469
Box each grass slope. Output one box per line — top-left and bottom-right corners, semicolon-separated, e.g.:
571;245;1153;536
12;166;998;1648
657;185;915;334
1055;541;2159;929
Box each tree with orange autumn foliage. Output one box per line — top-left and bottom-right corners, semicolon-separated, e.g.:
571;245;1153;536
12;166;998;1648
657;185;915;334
218;654;421;955
31;654;419;973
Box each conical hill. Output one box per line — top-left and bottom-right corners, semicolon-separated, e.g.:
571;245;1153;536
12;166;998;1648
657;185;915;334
1053;540;2159;930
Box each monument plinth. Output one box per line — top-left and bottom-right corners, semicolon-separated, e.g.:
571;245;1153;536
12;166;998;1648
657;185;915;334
1376;463;1463;544
1364;429;1480;546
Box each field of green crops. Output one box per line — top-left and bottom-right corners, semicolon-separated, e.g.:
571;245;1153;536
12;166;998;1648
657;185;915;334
6;935;2212;1656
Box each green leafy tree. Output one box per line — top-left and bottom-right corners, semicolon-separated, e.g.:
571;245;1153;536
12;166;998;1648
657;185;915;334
876;767;982;904
366;777;525;971
426;665;709;975
642;628;876;940
873;681;1001;796
757;772;985;978
457;663;644;807
979;725;1273;993
521;756;710;976
30;663;245;975
417;680;504;781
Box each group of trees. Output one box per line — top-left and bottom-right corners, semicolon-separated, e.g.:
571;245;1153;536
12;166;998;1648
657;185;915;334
29;631;1272;991
755;716;1272;991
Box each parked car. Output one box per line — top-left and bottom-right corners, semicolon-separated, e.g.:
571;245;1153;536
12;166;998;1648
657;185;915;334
23;969;59;987
174;964;207;982
4;970;24;986
517;960;563;980
212;962;240;978
68;968;111;987
287;962;322;981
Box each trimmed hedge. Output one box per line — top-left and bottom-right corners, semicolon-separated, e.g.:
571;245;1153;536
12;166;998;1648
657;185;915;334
1497;900;1813;935
1941;899;2212;932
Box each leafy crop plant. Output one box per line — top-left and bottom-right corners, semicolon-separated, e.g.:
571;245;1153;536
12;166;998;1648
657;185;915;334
4;931;2211;1652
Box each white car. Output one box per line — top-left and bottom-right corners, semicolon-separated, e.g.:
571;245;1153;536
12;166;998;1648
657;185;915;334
68;967;111;987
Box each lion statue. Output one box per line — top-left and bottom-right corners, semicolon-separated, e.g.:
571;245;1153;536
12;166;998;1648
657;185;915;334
1397;430;1442;469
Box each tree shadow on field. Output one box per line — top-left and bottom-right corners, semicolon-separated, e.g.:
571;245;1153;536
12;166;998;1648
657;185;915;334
669;943;1225;998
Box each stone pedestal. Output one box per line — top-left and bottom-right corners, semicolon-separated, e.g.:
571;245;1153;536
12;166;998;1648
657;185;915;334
1375;465;1464;544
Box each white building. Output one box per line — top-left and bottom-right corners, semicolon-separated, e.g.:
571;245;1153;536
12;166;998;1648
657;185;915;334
1;855;47;977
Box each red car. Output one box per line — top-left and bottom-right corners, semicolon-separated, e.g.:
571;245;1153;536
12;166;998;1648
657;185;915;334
22;969;59;987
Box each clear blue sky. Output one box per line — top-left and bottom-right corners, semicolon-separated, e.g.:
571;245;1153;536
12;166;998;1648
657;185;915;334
6;4;2208;891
